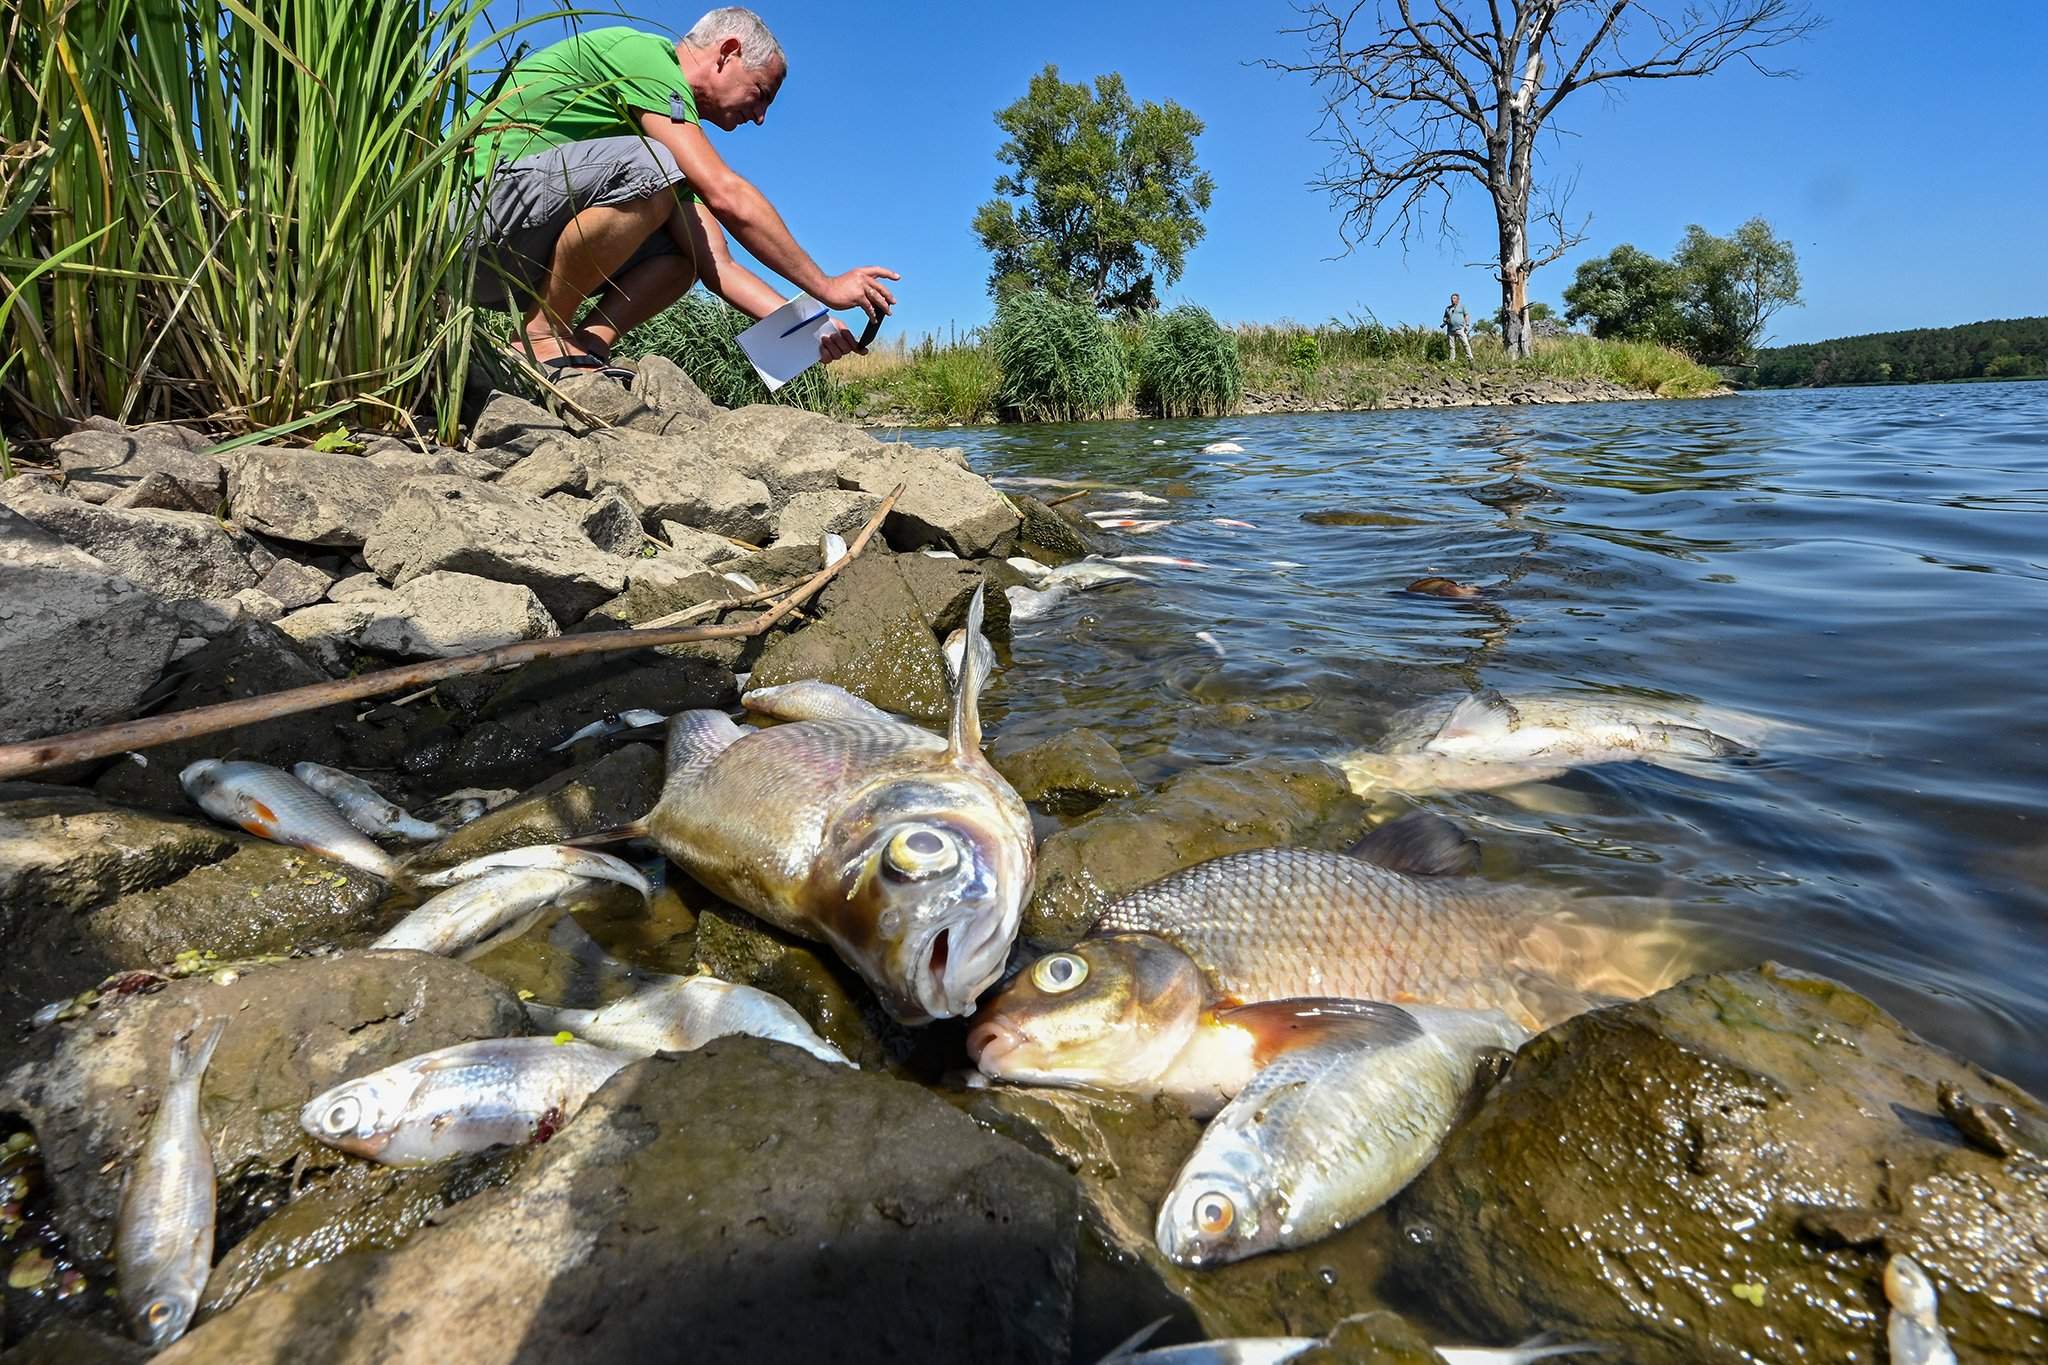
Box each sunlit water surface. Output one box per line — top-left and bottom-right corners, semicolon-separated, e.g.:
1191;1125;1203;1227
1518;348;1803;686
895;380;2048;1093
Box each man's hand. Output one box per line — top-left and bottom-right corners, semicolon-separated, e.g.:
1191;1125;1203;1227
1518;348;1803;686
816;266;900;321
818;318;864;364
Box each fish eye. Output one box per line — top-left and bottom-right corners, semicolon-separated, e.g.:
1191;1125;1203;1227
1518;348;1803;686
1030;953;1089;994
884;826;958;880
321;1096;362;1134
1194;1191;1235;1236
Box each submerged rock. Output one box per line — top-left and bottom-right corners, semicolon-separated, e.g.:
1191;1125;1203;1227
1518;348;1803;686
993;730;1141;815
1395;963;2048;1363
164;1042;1081;1364
0;952;524;1264
1024;757;1367;942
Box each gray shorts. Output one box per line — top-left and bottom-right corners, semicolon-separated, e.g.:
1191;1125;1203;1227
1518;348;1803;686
464;135;693;308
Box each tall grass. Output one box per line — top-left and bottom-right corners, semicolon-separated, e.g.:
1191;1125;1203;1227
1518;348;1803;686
615;290;843;412
1133;305;1242;417
1;0;542;446
1521;336;1722;398
991;291;1127;422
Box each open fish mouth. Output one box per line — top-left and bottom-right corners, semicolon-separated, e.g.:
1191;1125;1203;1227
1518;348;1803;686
911;912;1014;1019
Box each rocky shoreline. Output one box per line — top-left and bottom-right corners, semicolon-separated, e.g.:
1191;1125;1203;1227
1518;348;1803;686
0;357;2038;1362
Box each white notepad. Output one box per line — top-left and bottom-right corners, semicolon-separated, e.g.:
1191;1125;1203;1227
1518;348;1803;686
736;293;835;392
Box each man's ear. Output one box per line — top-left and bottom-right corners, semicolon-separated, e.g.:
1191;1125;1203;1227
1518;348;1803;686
717;36;743;69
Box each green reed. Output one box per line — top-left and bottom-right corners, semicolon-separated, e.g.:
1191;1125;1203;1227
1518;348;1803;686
1133;304;1242;417
991;290;1127;422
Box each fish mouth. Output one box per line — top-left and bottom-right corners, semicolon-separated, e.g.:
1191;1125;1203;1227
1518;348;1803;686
909;912;1012;1020
964;1015;1025;1071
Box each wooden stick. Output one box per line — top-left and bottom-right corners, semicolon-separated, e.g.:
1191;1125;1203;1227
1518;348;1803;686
0;486;902;780
1044;489;1092;507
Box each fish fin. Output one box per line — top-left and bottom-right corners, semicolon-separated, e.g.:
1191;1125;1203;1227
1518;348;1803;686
558;825;649;848
741;680;898;724
1437;688;1519;742
661;710;745;799
946;584;988;760
1217;997;1424;1066
521;1001;577;1033
1347;811;1481;877
1094;1316;1172;1362
169;1015;228;1086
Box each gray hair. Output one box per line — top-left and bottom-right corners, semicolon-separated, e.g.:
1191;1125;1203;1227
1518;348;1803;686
683;8;785;68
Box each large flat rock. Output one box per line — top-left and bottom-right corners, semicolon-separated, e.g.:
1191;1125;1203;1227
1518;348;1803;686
2;492;271;599
229;446;415;546
839;444;1020;557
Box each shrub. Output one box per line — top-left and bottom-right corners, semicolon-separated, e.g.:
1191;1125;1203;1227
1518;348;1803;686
991;291;1128;421
892;340;1000;423
1134;305;1243;417
616;291;842;413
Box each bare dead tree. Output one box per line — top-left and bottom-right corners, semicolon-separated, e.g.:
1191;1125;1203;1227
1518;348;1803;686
1266;1;1819;358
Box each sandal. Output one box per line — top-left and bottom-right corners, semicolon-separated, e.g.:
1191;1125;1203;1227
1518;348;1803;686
506;345;636;388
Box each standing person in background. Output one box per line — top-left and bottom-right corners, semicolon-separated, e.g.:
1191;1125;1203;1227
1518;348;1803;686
463;7;896;381
1443;293;1475;364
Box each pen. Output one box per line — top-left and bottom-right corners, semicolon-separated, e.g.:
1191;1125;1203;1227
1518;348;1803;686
779;308;829;338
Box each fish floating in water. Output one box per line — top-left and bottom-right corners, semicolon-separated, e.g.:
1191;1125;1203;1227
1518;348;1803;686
548;709;667;752
1196;631;1225;658
289;762;445;841
1885;1255;1958;1365
1155;1000;1525;1266
1208;518;1257;530
526;973;852;1066
300;1036;631;1167
116;1018;227;1348
1112;555;1210;570
1405;576;1483;599
1004;556;1053;583
641;587;1033;1022
1008;560;1149;623
1091;518;1175;533
179;759;398;878
1200;441;1246;455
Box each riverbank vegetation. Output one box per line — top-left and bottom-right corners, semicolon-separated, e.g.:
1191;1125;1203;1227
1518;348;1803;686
1754;316;2048;388
1563;218;1803;366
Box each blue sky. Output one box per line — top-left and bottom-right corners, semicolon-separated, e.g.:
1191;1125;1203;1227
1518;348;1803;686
487;2;2047;346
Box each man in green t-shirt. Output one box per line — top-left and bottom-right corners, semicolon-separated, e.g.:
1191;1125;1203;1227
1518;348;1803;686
466;8;895;379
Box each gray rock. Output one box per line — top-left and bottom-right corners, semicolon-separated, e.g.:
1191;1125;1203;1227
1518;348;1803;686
658;519;743;565
229;446;413;546
0;507;180;745
889;553;1012;641
0;783;234;918
163;1041;1080;1365
770;488;881;547
577;429;773;541
703;404;877;499
581;569;756;668
359;571;558;657
229;587;286;622
992;730;1141;814
361;446;500;481
622;552;716;592
839;444;1020;556
467;390;571;465
552;371;700;436
497;440;589;497
325;571;391;603
414;744;664;869
2;493;269;598
0;953;525;1263
0;468;70;501
51;430;226;507
272;601;377;672
578;486;645;555
104;467;216;512
254;558;333;610
363;475;627;623
628;353;720;424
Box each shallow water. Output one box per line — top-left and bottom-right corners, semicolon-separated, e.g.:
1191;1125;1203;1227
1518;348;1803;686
896;380;2048;1094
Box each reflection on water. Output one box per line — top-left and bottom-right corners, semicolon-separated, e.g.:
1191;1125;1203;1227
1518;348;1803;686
896;380;2048;1093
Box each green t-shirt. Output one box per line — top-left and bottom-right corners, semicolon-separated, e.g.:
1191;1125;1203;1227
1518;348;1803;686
471;27;698;176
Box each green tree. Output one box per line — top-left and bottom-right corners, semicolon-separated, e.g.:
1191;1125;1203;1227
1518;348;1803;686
971;66;1214;313
1674;217;1802;365
1563;244;1686;343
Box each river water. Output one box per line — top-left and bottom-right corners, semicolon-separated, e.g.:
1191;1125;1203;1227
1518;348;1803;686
896;379;2048;1094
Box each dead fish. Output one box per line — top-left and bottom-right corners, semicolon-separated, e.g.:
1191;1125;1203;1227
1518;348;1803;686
1268;560;1303;570
820;530;848;563
641;587;1034;1022
1885;1255;1958;1365
1155;1001;1526;1265
1112;555;1212;570
1394;689;1767;768
1004;556;1054;583
1209;519;1257;530
1195;631;1225;658
116;1018;227;1347
1110;1332;1602;1364
526;973;852;1066
1405;576;1482;599
1093;518;1174;532
371;867;587;959
743;681;898;724
548;708;667;752
1110;491;1171;506
991;475;1110;490
722;570;761;591
419;788;514;829
1086;507;1156;522
922;549;961;559
299;1036;631;1166
179;759;398;878
1200;441;1246;455
1045;561;1147;590
945;626;998;693
289;762;444;841
412;845;652;897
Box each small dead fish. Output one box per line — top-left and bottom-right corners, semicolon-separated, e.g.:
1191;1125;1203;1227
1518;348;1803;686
721;570;761;591
1406;576;1483;599
1394;689;1768;769
1086;507;1155;522
744;681;899;724
301;1036;631;1166
1111;1333;1602;1364
1196;631;1225;658
820;531;848;563
1209;519;1258;530
991;475;1109;490
124;751;149;767
548;709;667;752
1200;441;1246;455
1268;560;1303;570
420;787;515;829
1112;555;1212;570
413;845;652;897
1044;561;1147;590
290;762;444;841
526;974;852;1066
1004;556;1053;583
1886;1255;1958;1365
922;549;960;559
179;760;397;878
371;867;586;959
116;1018;227;1347
1093;518;1174;532
1156;1002;1526;1265
945;626;998;693
1111;491;1170;505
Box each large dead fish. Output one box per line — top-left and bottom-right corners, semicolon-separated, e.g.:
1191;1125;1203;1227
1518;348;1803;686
642;587;1033;1022
116;1018;227;1347
179;759;399;878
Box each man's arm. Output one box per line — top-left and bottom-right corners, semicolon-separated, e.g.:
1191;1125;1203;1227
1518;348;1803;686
664;200;867;363
637;111;896;321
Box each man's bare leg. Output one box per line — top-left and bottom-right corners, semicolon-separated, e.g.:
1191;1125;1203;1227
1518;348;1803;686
517;193;670;365
577;251;697;358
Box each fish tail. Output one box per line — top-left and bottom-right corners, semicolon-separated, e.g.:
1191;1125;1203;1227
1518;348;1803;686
521;1000;579;1034
171;1015;228;1087
947;584;988;759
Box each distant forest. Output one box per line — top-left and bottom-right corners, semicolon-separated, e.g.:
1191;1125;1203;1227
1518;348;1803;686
1754;316;2048;387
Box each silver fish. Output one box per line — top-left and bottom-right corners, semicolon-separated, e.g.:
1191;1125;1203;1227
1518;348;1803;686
116;1018;227;1347
548;709;667;752
1156;1002;1525;1265
371;867;586;959
526;973;852;1066
743;680;899;724
722;571;761;591
1044;561;1147;590
1200;441;1246;455
1392;689;1768;767
1004;556;1054;583
1093;518;1174;532
821;530;849;563
643;587;1033;1022
289;762;444;841
1110;1334;1602;1364
179;759;398;878
1885;1255;1958;1365
412;844;652;896
944;626;998;693
299;1036;631;1166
